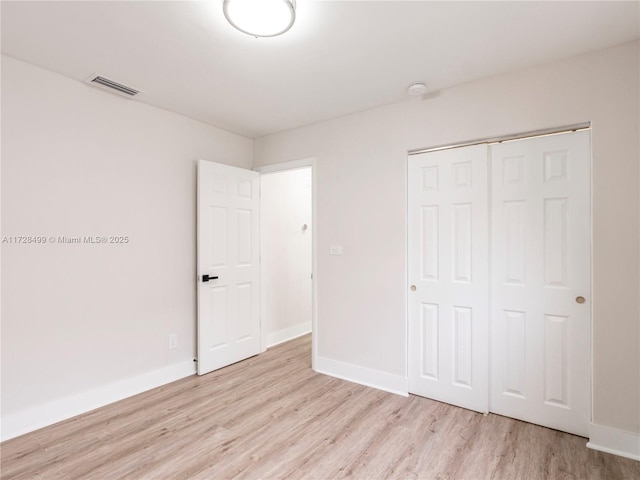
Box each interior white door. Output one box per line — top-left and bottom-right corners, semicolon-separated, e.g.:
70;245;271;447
408;144;489;413
490;130;591;436
197;160;261;375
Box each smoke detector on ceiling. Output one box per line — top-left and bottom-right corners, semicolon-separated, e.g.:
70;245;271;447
83;74;140;98
407;82;427;96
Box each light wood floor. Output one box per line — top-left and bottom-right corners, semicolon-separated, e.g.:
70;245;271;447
2;335;639;480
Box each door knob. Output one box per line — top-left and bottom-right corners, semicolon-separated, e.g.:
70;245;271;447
410;285;417;291
576;296;586;304
202;274;219;282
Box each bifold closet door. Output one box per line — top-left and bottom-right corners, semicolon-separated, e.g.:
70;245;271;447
490;131;591;437
408;145;489;413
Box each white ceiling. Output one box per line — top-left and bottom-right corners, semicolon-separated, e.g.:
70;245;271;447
2;1;638;138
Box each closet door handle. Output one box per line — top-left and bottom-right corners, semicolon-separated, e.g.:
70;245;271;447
202;275;218;282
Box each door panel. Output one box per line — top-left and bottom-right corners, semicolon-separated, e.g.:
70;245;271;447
490;131;590;436
197;160;260;375
408;145;489;413
408;131;590;436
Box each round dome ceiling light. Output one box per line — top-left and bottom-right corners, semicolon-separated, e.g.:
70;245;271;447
223;0;296;38
408;82;427;96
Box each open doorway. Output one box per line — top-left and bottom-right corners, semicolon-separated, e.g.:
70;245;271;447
258;164;314;351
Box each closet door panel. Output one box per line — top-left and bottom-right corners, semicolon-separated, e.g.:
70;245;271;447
408;145;489;413
490;131;591;437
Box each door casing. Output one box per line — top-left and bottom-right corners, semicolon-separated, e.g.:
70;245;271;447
254;158;318;369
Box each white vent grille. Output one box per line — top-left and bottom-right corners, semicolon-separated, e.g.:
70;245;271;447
84;74;140;97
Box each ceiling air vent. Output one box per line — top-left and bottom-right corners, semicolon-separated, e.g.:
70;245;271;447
84;74;140;98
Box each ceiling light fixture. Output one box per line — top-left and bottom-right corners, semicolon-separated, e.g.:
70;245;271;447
223;0;296;38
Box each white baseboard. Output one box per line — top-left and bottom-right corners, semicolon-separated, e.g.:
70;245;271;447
266;321;311;348
315;355;408;397
587;422;640;461
1;360;196;442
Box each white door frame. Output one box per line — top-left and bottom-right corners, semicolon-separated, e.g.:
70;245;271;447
253;158;317;370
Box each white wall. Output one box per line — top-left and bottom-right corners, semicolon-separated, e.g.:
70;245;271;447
261;168;312;347
0;55;252;439
254;42;640;442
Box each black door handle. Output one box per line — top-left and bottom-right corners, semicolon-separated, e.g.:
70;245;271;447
202;274;219;282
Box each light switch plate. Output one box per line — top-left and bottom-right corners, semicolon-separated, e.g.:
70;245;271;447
329;245;342;255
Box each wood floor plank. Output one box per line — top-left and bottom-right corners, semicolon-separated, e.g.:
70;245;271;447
2;335;639;480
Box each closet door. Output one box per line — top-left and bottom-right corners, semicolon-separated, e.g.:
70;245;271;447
490;131;591;436
408;145;489;413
